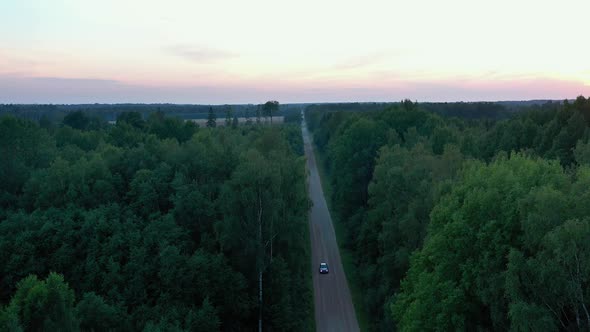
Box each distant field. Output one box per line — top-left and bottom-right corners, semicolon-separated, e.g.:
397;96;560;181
106;116;285;126
187;116;284;126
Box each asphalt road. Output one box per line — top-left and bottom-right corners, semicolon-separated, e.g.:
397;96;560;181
302;115;360;332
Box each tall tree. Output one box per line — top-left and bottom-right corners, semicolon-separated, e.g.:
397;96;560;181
232;115;239;129
1;273;78;332
63;111;90;130
256;105;262;124
206;107;217;128
116;111;145;129
219;149;282;332
263;101;280;124
225;107;233;127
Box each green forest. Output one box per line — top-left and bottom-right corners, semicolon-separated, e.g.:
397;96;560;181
306;96;590;331
0;110;312;331
3;96;590;331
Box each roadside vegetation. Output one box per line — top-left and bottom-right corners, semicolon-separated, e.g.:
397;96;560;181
306;96;590;331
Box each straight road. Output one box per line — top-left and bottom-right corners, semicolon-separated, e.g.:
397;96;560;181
302;114;360;332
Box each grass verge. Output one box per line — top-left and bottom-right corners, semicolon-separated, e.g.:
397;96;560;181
311;140;370;332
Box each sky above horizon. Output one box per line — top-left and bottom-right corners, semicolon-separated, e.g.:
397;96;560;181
1;0;589;104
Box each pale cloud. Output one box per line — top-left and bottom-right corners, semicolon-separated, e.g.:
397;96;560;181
166;45;238;63
330;51;410;71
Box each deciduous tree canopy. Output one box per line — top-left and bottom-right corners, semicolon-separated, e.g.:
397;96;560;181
0;112;311;331
306;96;590;331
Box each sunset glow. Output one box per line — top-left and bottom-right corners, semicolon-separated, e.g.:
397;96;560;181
1;0;589;103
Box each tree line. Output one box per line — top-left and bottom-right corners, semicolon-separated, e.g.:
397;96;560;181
0;110;312;331
306;96;590;331
0;102;302;125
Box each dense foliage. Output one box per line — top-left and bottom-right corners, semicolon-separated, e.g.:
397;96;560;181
305;100;523;121
0;111;312;331
306;96;590;331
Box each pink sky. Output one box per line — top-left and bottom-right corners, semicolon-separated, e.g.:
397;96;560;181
0;75;586;104
1;0;588;103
